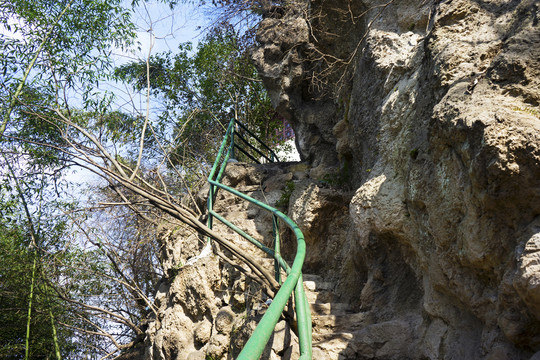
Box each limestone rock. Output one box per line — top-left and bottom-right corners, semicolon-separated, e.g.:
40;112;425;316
144;163;307;360
214;307;235;334
514;220;540;320
145;0;540;359
252;0;540;358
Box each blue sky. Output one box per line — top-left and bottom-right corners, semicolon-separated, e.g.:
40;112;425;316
105;1;206;130
70;1;209;187
116;1;204;64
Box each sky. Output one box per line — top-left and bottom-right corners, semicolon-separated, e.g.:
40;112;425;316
67;1;208;187
104;1;216;187
0;1;205;115
106;1;206;116
0;1;208;188
117;1;204;63
0;1;204;59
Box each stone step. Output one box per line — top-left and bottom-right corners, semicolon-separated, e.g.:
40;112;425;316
305;289;335;304
303;279;334;292
312;332;356;360
309;302;352;316
312;312;371;334
302;274;323;282
303;279;335;305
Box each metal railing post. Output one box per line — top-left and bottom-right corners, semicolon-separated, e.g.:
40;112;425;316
229;121;236;161
206;183;214;243
272;214;281;285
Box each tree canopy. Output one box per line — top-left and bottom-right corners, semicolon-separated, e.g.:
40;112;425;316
115;24;282;191
0;0;287;358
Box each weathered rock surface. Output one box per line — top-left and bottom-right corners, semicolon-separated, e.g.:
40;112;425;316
252;0;540;359
143;0;540;359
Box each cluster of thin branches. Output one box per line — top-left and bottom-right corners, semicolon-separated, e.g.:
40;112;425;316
301;0;399;98
2;86;280;358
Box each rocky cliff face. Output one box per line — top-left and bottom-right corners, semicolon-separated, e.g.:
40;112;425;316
143;0;540;359
252;0;540;358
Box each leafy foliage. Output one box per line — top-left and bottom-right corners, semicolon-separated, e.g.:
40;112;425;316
1;0;135;91
0;198;93;358
115;25;282;176
0;0;146;357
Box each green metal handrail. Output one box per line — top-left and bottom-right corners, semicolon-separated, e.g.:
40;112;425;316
207;119;312;359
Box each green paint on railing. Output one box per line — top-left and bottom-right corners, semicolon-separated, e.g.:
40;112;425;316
207;119;311;359
272;214;282;284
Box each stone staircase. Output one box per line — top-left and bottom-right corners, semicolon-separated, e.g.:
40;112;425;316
211;162;366;359
303;274;363;360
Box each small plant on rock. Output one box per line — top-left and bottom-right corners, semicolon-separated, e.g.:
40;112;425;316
276;180;295;208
